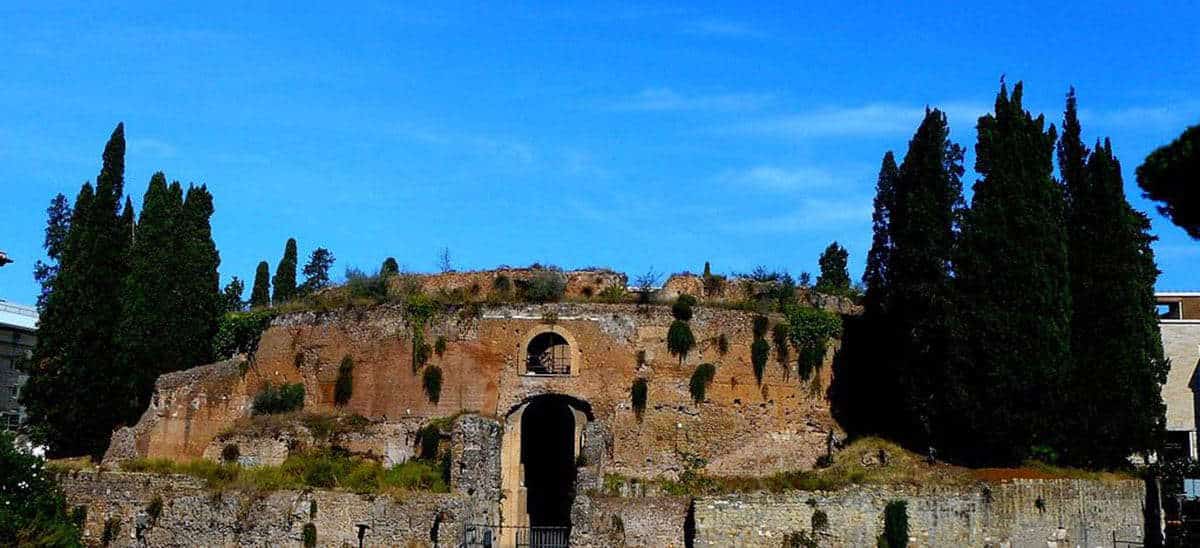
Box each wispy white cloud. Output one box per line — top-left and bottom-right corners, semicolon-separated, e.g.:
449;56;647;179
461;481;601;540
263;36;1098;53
723;197;872;234
717;165;838;192
1081;101;1200;131
127;138;177;159
398;126;536;165
681;19;768;40
731;102;989;139
609;87;775;112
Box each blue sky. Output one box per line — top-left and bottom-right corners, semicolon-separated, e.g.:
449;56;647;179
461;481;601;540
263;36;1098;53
2;2;1199;305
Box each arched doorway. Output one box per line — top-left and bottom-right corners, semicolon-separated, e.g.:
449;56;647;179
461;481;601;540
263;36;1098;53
521;397;576;528
499;394;592;546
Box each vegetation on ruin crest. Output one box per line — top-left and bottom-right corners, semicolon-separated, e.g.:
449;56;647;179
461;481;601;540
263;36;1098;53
597;437;1133;498
119;450;448;495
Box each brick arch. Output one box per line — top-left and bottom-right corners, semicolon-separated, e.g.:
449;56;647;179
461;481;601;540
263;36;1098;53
519;325;583;376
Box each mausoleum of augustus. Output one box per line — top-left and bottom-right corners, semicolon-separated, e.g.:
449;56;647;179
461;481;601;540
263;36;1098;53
59;267;1149;547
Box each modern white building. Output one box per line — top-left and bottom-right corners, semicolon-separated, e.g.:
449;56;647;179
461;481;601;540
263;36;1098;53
1158;292;1200;461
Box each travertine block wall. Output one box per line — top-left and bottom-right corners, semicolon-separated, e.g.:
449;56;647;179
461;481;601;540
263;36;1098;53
1160;322;1200;433
692;479;1146;547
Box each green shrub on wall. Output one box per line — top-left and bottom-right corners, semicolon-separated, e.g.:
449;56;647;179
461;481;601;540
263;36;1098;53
785;306;842;381
879;500;908;548
212;309;277;360
523;269;566;303
423;365;443;404
434;335;447;357
667;320;695;366
334;356;354;407
302;522;317;548
752;315;769;338
631;378;648;419
751;338;769;385
252;382;305;415
672;294;697;321
689;363;716;403
772;322;791;367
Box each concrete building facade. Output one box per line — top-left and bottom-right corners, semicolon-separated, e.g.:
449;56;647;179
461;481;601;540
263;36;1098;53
0;301;37;430
1158;292;1200;461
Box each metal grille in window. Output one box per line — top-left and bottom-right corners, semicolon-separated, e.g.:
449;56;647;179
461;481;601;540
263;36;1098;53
526;333;571;375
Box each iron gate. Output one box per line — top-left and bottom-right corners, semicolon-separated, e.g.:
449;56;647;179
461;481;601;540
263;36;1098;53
460;524;570;548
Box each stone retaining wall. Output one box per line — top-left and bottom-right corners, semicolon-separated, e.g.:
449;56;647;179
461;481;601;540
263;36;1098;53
61;471;467;547
693;479;1146;547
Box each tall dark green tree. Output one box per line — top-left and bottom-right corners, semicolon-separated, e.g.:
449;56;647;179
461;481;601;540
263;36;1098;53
887;108;965;450
117;174;185;424
23;123;132;457
250;261;271;308
32;194;72;312
177;184;221;368
300;247;335;295
814;242;851;295
954;82;1070;465
1059;90;1168;466
1137;124;1200;239
273;238;298;304
862;152;898;315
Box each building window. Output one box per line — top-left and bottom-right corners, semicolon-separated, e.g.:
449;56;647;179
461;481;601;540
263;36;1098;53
526;332;571;375
1158;300;1183;320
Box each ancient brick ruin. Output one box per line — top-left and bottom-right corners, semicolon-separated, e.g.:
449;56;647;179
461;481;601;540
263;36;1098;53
68;268;1145;546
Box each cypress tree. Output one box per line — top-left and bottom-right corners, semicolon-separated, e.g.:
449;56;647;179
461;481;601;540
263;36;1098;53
178;184;221;368
814;242;851;295
1059;91;1168;466
118;173;185;424
33;194;72;312
23;123;131;457
954;83;1069;465
862;152;899;315
381;257;399;276
887;108;965;451
273;238;298;304
250;261;271;308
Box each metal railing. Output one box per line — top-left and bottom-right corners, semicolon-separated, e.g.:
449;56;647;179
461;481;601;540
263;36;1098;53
460;524;570;548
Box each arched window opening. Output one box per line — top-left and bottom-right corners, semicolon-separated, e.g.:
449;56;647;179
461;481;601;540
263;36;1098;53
526;332;571;375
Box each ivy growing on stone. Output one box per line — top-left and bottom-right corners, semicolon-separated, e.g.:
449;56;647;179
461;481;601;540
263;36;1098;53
667;320;695;366
772;322;791;374
689;363;716;403
671;294;697;321
752;315;769;338
880;500;908;548
631;378;648;419
423;365;443;404
785;307;842;381
751;338;769;385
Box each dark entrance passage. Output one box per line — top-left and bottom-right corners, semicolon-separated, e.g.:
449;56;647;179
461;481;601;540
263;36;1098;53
521;396;578;532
